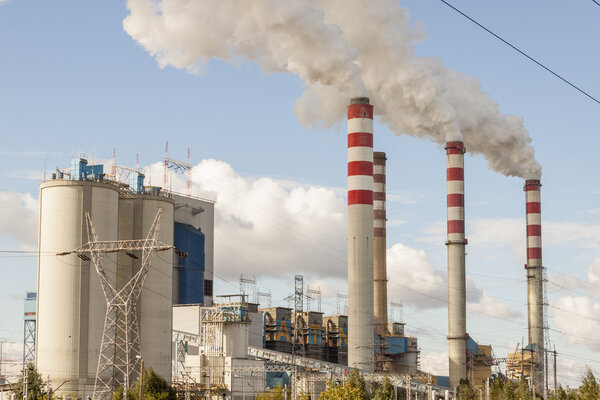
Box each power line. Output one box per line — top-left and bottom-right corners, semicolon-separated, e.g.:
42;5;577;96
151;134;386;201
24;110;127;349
592;0;600;7
439;0;600;105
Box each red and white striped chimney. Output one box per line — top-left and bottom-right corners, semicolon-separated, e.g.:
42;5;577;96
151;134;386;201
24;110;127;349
524;179;544;353
373;152;388;332
446;141;467;388
347;97;375;372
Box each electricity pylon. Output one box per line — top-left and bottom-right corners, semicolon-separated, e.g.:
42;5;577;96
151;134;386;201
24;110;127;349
61;209;173;400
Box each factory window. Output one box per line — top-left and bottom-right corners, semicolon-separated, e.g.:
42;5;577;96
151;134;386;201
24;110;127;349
204;279;213;296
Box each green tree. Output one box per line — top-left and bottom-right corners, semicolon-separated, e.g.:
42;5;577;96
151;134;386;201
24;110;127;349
256;385;286;400
372;377;394;400
113;368;176;400
554;385;568;400
579;368;600;400
502;379;519;400
12;362;51;400
516;378;533;400
319;369;370;400
457;379;477;400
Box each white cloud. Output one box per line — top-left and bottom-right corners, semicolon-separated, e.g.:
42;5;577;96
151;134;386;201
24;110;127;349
420;351;449;376
0;191;38;250
386;242;521;319
153;159;348;282
552;296;600;352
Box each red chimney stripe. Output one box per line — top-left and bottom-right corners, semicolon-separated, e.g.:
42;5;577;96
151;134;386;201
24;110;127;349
373;192;386;201
526;202;541;213
348;132;373;148
447;168;464;181
527;225;542;236
446;147;464;155
373;157;386;166
448;220;465;234
373;174;385;184
348;190;373;205
447;194;464;208
528;248;542;260
374;227;386;237
374;210;386;219
348;161;373;176
348;104;374;120
524;180;541;191
445;142;465;154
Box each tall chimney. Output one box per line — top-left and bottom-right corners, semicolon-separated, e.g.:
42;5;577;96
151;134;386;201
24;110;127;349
347;97;375;372
373;151;388;332
524;179;544;355
446;141;467;388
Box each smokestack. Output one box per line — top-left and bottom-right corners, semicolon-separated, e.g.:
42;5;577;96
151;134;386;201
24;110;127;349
524;179;544;353
347;96;375;372
373;151;388;332
446;141;467;388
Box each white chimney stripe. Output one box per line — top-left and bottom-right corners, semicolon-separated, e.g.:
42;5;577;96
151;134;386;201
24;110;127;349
373;182;385;193
447;206;465;221
526;213;541;225
373;200;385;211
447;181;464;194
348;118;373;133
448;232;465;241
373;165;385;175
446;156;464;169
527;236;542;248
348;147;375;163
348;175;374;191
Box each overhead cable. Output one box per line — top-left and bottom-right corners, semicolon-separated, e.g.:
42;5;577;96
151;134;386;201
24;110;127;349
439;0;600;105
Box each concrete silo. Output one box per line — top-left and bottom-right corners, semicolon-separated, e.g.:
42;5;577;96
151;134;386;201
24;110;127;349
37;177;119;396
133;195;174;381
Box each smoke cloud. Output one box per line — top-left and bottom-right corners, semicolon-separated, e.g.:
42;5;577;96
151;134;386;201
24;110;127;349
124;0;541;179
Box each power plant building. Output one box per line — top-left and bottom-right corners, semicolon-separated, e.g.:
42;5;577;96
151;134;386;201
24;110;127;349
35;157;214;398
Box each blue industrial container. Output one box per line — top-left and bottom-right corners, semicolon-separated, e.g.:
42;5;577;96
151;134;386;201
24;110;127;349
174;222;205;304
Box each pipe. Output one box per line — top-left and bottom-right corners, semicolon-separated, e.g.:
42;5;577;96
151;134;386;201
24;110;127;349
446;141;467;388
347;96;375;372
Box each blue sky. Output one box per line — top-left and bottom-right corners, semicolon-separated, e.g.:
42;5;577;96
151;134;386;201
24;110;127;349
1;0;600;387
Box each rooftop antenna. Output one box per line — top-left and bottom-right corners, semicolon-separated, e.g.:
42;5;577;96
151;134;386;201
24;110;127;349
112;148;117;178
187;148;191;197
163;142;169;190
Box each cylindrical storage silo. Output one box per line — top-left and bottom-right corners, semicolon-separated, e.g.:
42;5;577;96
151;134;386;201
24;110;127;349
37;180;119;397
133;195;174;382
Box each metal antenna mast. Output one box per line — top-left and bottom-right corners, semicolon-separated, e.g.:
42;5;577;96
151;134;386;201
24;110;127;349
163;142;192;197
336;292;348;315
59;209;173;400
239;275;257;303
306;286;321;312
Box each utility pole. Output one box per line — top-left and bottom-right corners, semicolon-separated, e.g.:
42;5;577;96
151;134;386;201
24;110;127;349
138;358;144;400
46;375;51;400
23;367;28;400
553;347;557;397
544;348;549;400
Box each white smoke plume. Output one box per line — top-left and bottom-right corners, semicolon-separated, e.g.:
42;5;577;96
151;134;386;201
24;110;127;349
124;0;541;179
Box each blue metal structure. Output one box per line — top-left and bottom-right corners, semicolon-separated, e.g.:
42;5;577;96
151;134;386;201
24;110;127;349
129;172;145;193
174;222;205;304
70;158;104;180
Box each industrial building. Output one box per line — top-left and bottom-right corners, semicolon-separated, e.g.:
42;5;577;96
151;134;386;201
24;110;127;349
35;156;214;399
29;95;549;399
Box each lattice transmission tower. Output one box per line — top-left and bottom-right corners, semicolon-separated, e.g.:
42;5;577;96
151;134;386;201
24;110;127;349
59;209;173;400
